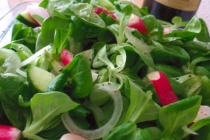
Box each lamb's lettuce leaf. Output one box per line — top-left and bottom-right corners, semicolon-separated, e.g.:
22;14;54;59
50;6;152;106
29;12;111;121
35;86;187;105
22;92;78;139
159;95;201;138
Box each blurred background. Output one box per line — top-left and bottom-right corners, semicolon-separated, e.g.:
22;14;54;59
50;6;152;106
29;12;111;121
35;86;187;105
7;0;41;8
2;0;210;30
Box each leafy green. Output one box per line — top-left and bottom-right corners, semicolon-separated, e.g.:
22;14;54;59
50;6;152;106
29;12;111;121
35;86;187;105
124;28;155;68
63;54;93;98
90;0;115;11
70;3;106;28
159;95;201;138
9;43;33;61
1;0;210;139
173;74;202;97
0;48;21;73
138;127;162;140
11;23;39;53
0;73;32;130
105;122;137;140
151;42;190;66
36;17;71;51
22;91;78;139
123;79;158;123
69;105;91;129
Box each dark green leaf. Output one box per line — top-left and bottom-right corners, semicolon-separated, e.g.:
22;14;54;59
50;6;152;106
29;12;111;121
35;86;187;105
142;15;158;32
151;42;190;66
36;17;70;51
174;74;202;97
64;54;93;98
159;95;201;137
0;73;32;129
22;91;79;137
123;79;153;123
105;122;137;140
39;0;49;8
196;18;210;42
139;127;162;140
125;28;155;68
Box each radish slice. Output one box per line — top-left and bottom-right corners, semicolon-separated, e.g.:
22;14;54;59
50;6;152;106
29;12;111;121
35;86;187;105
60;49;74;66
0;125;21;140
193;105;210;122
27;4;50;25
127;14;148;34
147;71;178;106
163;28;173;35
60;133;88;140
94;7;118;20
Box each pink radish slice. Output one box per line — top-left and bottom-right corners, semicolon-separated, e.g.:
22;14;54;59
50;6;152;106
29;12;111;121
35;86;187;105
163;28;173;35
94;7;118;20
0;125;21;140
193;105;210;123
60;133;88;140
27;4;50;26
147;71;178;106
127;14;148;34
60;49;74;66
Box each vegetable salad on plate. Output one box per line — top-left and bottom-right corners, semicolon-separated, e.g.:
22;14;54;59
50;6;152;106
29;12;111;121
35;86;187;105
1;0;210;139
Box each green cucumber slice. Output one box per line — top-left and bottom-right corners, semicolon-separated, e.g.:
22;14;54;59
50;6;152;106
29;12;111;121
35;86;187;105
16;10;37;27
27;66;55;92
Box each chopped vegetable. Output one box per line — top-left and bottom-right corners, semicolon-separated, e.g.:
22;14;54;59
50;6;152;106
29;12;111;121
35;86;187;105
0;125;21;140
147;71;178;106
94;7;118;20
16;4;49;27
27;4;50;25
193;105;210;122
27;66;55;92
0;0;210;139
16;10;38;27
60;49;74;66
127;14;148;34
62;82;123;139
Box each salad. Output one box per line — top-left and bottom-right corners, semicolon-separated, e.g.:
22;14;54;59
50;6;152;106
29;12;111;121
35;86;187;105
0;0;210;140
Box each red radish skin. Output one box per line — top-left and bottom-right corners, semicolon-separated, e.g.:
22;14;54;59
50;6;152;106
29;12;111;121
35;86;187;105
60;49;74;66
127;14;148;34
94;7;148;34
94;7;118;20
0;125;21;140
60;133;88;140
147;71;178;106
27;4;50;26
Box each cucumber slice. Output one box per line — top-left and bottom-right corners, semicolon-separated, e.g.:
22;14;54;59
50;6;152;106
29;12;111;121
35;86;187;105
27;66;55;92
16;10;37;27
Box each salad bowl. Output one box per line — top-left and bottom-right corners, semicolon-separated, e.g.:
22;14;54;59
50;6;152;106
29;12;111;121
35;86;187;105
0;0;210;140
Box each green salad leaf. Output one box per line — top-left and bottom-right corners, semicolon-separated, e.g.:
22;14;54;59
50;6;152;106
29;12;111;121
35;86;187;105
0;0;210;139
